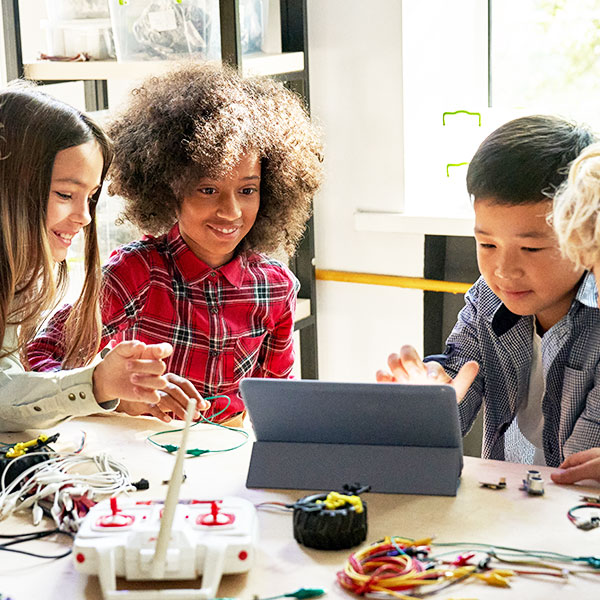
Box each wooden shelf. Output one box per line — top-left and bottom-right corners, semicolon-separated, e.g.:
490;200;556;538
23;51;304;81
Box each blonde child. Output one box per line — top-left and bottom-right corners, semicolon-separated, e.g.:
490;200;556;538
551;142;600;484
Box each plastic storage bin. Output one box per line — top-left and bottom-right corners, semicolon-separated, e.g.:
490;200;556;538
46;0;110;20
108;0;267;62
42;18;115;59
43;0;114;59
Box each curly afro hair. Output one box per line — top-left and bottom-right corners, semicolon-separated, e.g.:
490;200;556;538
107;62;323;256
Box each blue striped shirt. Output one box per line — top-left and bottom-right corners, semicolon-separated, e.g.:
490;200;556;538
428;272;600;467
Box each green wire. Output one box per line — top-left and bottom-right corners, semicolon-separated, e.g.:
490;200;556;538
285;590;326;600
213;589;326;600
214;593;326;600
147;395;249;456
258;588;327;600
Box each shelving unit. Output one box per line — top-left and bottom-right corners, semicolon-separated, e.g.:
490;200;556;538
2;0;319;378
23;51;304;80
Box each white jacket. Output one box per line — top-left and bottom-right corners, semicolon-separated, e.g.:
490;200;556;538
0;325;117;432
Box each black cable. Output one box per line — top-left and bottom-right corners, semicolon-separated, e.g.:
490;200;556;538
0;527;73;559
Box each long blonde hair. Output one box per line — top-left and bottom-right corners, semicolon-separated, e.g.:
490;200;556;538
553;142;600;270
0;86;113;367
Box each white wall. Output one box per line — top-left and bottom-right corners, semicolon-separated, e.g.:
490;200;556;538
307;0;424;382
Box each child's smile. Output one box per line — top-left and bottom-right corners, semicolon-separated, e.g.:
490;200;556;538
207;222;243;239
474;198;584;332
178;153;261;268
46;141;103;263
209;224;239;235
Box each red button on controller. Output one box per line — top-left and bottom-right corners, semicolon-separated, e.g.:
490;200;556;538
196;500;235;526
97;497;135;528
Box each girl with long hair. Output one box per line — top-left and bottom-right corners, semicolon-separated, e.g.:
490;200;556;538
0;85;179;432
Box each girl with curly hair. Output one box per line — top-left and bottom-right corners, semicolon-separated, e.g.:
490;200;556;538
29;63;323;424
550;142;600;485
0;86;182;432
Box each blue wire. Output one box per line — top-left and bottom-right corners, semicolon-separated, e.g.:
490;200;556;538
390;536;408;556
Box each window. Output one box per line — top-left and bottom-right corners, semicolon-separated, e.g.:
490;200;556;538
401;0;488;216
491;0;600;130
401;0;600;217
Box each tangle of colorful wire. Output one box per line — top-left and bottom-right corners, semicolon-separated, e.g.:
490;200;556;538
337;535;600;597
337;536;459;599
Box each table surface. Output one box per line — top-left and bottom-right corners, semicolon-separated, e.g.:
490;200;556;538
1;414;600;600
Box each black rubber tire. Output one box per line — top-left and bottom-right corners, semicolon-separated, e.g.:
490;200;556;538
293;493;368;550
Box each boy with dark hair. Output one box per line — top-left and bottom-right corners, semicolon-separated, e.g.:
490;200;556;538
377;115;599;468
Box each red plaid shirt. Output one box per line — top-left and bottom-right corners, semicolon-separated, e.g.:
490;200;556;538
28;224;299;421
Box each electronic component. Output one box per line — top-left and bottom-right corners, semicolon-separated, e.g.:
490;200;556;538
0;433;59;489
520;469;544;495
0;449;133;530
71;397;258;599
581;494;600;504
480;477;507;490
568;502;600;531
338;536;517;596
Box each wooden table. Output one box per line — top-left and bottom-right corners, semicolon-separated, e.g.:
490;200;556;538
1;414;599;600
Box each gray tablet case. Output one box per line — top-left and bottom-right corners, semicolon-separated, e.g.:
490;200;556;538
240;379;463;496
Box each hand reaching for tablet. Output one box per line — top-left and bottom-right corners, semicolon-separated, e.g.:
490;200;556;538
376;344;479;402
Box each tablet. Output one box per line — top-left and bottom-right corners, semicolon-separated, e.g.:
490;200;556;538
240;379;463;496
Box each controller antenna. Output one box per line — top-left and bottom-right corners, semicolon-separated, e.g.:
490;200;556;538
151;397;196;578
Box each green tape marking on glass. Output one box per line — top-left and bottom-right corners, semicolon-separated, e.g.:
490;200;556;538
442;110;482;126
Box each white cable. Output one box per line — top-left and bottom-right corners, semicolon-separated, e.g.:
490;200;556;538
0;451;134;530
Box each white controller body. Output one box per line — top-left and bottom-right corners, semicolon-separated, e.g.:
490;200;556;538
73;496;258;600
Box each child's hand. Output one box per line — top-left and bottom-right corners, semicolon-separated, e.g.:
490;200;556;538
551;448;600;484
157;373;210;420
115;398;175;422
113;375;209;423
92;340;173;404
375;345;479;402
